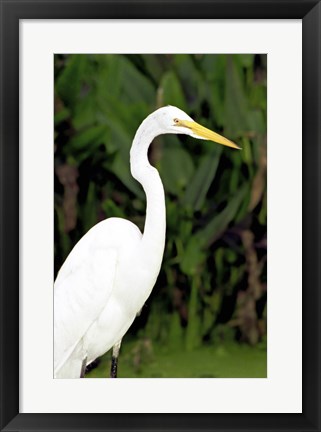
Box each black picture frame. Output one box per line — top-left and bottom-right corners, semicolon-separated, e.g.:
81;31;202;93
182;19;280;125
0;1;320;431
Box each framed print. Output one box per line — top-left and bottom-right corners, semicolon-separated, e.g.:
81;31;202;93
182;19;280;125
0;1;320;431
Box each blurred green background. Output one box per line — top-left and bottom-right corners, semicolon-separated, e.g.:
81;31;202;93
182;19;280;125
54;54;267;378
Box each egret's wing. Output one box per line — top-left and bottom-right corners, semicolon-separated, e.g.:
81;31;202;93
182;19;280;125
54;247;118;375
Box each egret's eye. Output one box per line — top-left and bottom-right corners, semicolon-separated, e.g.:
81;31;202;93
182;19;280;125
173;118;180;125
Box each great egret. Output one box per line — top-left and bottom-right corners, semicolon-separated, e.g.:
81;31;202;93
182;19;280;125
54;106;239;378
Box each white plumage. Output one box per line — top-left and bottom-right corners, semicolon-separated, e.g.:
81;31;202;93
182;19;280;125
54;106;239;378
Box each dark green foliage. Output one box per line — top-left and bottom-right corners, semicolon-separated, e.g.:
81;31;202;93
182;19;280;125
54;54;267;376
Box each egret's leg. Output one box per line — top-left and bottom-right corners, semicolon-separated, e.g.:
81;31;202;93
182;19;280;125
110;340;122;378
80;356;87;378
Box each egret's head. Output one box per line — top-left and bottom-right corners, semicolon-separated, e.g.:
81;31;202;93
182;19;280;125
156;105;240;150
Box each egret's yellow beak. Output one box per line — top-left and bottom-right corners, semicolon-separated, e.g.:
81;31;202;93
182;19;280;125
177;119;241;150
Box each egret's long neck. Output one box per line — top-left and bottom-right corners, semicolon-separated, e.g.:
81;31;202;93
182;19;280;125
130;116;166;260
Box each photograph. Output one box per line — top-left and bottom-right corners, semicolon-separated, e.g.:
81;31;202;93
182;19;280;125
54;53;267;379
1;1;320;429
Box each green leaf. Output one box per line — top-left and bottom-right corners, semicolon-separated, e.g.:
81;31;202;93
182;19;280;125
185;275;202;351
160;71;187;111
54;107;70;126
224;57;249;136
73;96;99;130
68;124;108;151
120;56;155;105
247;110;266;134
174;55;205;111
168;312;184;349
209;82;225;127
183;146;222;210
55;204;71;259
102;199;125;219
203;56;227;127
238;54;254;68
241;137;252;165
228;167;239;194
56;55;87;106
202;290;221;335
159;137;195;196
97;55;123;100
202;55;227;83
144;302;163;341
104;115;132;154
82;182;97;232
180;236;206;277
110;153;144;199
234;183;251;222
258;192;267;225
141;54;166;83
198;184;248;247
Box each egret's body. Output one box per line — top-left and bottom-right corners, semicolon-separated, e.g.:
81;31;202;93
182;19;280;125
54;106;239;378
